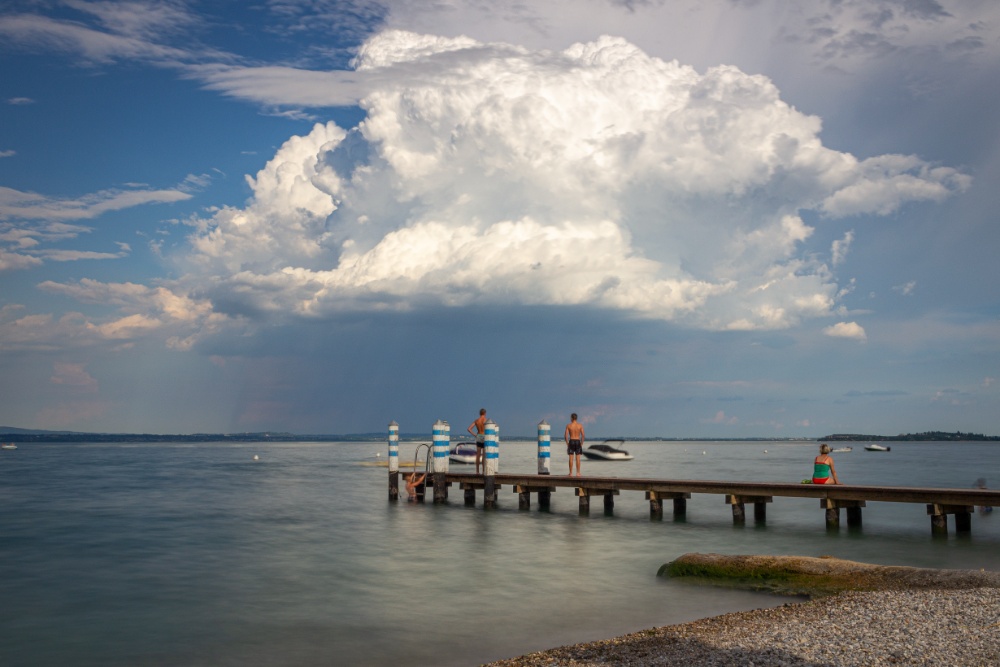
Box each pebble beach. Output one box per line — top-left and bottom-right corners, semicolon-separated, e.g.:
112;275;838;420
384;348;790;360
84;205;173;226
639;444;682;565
484;560;1000;666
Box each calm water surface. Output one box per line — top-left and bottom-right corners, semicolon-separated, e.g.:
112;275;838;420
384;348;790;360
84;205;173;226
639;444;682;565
2;440;998;666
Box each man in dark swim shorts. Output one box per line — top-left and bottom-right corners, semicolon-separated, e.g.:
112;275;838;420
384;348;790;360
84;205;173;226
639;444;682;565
564;413;585;477
467;408;487;474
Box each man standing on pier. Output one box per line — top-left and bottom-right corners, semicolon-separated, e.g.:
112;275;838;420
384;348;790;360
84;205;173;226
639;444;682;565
468;408;487;474
564;413;585;476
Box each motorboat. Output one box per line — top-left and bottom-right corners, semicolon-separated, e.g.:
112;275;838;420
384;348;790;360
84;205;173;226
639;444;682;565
831;446;853;453
1;442;15;450
864;443;891;452
449;441;478;464
581;439;634;461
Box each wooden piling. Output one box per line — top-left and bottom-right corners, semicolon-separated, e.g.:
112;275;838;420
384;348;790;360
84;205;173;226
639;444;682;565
727;495;772;524
730;499;745;524
648;496;663;519
577;487;619;515
674;497;687;517
646;491;691;520
927;504;975;536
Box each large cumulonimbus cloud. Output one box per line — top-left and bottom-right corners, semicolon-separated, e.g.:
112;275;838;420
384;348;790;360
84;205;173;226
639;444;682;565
180;30;969;331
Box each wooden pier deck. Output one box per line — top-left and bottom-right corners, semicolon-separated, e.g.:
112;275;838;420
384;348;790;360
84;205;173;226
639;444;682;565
396;471;1000;535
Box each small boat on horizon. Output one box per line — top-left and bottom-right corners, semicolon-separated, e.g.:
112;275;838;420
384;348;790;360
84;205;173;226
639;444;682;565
831;446;853;453
449;441;478;464
1;442;16;450
864;443;891;452
582;439;634;461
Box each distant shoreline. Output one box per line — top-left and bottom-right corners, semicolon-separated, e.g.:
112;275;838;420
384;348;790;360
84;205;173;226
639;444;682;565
1;427;997;443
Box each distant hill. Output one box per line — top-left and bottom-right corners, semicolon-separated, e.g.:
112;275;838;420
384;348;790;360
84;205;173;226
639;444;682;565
0;426;86;435
821;431;999;442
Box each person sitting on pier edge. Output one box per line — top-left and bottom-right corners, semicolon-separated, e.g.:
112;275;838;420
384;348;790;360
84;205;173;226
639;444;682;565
564;413;585;477
468;408;487;475
812;444;840;485
405;472;427;501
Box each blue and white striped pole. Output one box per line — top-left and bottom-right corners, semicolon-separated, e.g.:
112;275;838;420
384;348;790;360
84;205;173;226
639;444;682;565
484;419;499;508
537;420;551;475
388;420;399;501
432;419;450;503
537;419;552;508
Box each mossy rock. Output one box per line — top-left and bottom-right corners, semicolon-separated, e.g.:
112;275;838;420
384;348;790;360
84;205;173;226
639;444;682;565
659;553;1000;598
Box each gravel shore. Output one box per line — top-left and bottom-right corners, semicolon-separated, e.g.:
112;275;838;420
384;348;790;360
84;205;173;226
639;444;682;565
483;560;1000;666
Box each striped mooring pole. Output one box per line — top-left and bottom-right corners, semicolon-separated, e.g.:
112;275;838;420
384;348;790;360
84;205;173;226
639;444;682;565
484;419;499;508
537;420;551;508
432;419;450;503
388;420;399;501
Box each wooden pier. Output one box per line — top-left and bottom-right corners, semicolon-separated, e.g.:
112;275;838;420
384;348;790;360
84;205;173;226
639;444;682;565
396;471;1000;536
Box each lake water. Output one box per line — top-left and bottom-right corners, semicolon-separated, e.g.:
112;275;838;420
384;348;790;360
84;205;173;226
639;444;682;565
2;440;998;666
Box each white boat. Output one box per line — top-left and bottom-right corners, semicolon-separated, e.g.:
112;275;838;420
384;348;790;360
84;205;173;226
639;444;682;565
1;443;16;450
581;439;634;461
831;446;853;453
449;442;478;464
864;443;891;452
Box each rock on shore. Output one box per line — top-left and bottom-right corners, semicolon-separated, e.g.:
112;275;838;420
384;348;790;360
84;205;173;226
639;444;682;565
482;555;1000;666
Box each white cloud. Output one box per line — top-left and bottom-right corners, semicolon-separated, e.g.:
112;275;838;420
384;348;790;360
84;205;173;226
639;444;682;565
173;31;968;332
0;149;15;158
831;230;854;266
893;280;917;296
823;321;867;341
820;156;970;216
0;185;191;222
50;362;98;391
704;410;738;425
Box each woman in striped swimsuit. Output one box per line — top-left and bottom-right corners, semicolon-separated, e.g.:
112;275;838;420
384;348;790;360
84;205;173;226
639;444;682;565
812;444;841;484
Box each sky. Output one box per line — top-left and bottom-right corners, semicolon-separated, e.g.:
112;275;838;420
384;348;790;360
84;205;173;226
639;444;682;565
1;0;999;438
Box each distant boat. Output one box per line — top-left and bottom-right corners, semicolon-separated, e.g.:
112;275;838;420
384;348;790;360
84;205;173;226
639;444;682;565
582;439;634;461
1;443;16;450
449;442;478;464
864;443;891;452
831;446;853;453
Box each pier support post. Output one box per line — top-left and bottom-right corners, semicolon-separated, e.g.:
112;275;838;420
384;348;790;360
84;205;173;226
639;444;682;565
464;488;476;506
648;497;663;519
483;419;499;509
728;495;771;525
576;488;619;515
432;419;450;504
927;504;975;536
387;420;399;502
731;500;745;524
512;485;556;511
537;420;552;508
846;506;863;528
822;499;865;529
646;491;691;520
673;497;687;517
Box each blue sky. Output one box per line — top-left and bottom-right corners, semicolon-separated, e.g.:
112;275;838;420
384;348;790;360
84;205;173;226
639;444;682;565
1;0;999;437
